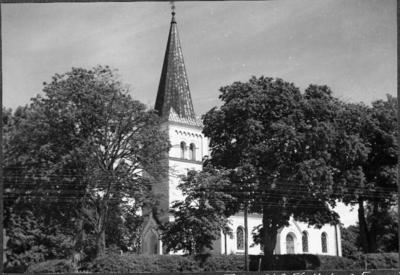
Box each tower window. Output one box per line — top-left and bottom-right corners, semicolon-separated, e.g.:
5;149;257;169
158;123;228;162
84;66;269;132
321;232;328;253
302;231;309;253
180;141;187;159
189;143;196;161
286;233;295;254
236;226;244;250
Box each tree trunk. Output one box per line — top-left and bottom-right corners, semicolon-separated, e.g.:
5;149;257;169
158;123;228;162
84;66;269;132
71;218;84;264
96;229;106;257
95;198;109;258
368;201;379;252
262;226;277;257
261;206;279;270
358;198;370;253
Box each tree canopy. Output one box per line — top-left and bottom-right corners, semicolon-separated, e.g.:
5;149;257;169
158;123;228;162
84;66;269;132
161;165;234;254
4;66;170;268
203;76;397;258
334;95;397;253
203;77;344;258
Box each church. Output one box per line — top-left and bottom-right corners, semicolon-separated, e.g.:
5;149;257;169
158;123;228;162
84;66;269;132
141;9;342;257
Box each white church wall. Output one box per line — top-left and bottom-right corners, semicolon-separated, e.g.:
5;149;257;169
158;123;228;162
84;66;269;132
275;218;340;256
223;214;264;255
216;215;341;256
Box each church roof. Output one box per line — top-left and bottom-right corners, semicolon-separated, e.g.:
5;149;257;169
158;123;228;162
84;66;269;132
155;11;198;122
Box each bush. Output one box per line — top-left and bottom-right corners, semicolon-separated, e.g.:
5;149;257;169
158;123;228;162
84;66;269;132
318;253;398;270
3;263;27;273
317;255;360;270
201;254;245;271
152;255;201;272
361;253;398;269
85;253;200;272
83;252;399;272
252;254;320;271
26;259;77;273
253;253;398;271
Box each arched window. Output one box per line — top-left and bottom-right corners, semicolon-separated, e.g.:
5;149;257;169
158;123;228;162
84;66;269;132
321;232;328;253
286;234;295;254
180;141;187;159
189;143;196;161
236;226;244;250
302;231;309;253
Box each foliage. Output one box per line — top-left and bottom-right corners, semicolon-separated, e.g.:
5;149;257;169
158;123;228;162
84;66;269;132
26;259;77;273
361;253;399;269
340;225;361;257
162;165;234;254
252;254;321;271
3;66;170;262
317;255;361;270
371;208;398;252
105;202;144;252
82;253;399;272
201;254;245;271
341;210;398;257
318;253;398;270
257;254;397;271
334;95;398;253
86;253;245;272
4;210;74;272
85;253;200;272
203;77;340;258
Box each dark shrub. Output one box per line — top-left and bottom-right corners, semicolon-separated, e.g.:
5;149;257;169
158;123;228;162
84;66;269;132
361;253;398;269
317;255;360;270
83;252;400;272
26;259;76;273
153;255;201;272
4;264;27;273
201;254;244;271
85;253;200;272
257;254;320;271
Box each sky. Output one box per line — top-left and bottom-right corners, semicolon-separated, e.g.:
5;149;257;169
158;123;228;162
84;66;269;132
2;0;397;226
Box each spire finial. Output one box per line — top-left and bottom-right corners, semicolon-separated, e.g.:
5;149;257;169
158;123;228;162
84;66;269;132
155;0;196;120
171;1;176;22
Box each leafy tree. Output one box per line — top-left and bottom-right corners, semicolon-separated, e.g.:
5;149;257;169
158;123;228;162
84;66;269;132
4;210;74;272
105;202;144;253
4;66;170;259
203;77;340;260
361;96;398;252
334;96;397;253
161;166;233;254
341;208;398;256
374;207;398;252
341;225;361;257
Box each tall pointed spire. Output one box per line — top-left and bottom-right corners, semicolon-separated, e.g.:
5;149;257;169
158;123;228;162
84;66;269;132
155;7;196;120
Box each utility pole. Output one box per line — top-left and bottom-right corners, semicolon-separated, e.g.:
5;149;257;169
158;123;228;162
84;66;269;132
397;0;400;265
244;201;249;271
397;0;400;266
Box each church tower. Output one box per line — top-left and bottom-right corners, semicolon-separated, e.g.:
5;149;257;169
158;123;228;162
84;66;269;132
141;8;209;255
141;7;342;257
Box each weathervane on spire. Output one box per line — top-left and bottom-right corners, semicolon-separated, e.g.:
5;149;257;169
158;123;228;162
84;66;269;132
170;1;176;23
171;1;176;16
